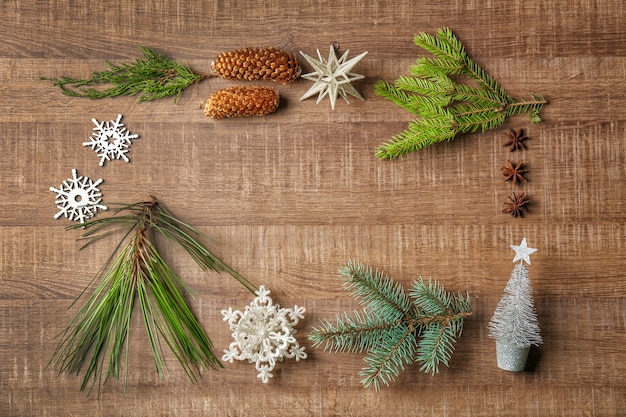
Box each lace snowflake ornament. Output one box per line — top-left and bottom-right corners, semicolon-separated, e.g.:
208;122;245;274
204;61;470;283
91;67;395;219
83;114;139;166
222;286;307;383
49;168;107;223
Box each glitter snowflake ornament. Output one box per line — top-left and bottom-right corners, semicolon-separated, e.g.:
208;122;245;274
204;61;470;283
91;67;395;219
222;286;307;383
49;168;107;223
83;114;139;166
299;45;367;110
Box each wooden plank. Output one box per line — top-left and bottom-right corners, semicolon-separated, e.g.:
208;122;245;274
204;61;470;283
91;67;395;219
1;0;626;415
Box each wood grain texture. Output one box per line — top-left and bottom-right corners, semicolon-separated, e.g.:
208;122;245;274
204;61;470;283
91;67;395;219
1;0;625;415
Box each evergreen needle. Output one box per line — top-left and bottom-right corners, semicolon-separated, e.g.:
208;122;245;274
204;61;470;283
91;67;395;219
49;197;257;395
42;47;209;101
309;261;472;390
375;27;547;159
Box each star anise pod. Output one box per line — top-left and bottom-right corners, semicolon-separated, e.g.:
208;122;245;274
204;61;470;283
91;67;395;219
502;192;529;217
503;129;528;152
501;160;528;185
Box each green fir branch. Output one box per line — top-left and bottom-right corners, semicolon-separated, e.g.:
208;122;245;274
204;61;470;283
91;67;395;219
360;324;417;390
41;47;209;102
410;278;452;316
49;197;257;396
376;27;547;159
310;261;472;389
340;260;412;323
416;323;456;374
309;310;398;354
411;279;471;374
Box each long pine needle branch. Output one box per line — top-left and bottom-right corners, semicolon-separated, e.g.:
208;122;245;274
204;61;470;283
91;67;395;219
375;27;547;159
49;197;257;395
310;261;472;389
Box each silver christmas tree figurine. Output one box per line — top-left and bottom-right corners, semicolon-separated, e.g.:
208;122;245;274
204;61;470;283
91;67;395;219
488;238;542;371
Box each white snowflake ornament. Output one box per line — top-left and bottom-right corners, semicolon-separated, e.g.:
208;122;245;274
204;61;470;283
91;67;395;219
84;114;139;166
49;168;107;223
299;45;367;110
222;286;307;383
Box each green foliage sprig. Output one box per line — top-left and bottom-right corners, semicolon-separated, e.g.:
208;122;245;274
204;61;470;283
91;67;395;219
49;197;257;395
375;27;547;159
309;261;472;390
42;47;208;101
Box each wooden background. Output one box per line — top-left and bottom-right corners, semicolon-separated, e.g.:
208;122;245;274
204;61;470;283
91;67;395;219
1;1;625;416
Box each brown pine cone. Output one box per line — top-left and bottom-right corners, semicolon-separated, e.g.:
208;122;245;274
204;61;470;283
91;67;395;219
211;47;301;84
204;86;280;118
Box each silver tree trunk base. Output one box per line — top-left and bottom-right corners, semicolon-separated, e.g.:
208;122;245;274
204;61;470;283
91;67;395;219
495;340;530;372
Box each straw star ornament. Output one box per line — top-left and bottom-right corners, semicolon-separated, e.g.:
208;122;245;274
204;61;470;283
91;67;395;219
299;45;368;110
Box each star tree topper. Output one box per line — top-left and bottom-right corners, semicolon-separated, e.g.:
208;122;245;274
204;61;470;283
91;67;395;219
510;237;537;265
299;45;368;110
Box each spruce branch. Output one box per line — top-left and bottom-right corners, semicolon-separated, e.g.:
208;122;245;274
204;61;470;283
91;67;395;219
310;261;472;390
340;260;412;323
360;323;417;389
41;46;209;101
309;310;398;354
49;197;257;395
375;27;547;159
